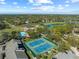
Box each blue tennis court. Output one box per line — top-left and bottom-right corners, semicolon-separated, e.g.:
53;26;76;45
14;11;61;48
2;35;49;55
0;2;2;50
29;39;44;47
24;38;56;56
34;43;53;53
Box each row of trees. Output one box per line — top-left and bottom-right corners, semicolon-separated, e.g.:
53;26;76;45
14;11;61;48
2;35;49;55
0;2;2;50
0;21;10;30
0;15;79;27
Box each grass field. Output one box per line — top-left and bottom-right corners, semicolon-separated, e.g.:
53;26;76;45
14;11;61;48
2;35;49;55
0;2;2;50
0;26;24;42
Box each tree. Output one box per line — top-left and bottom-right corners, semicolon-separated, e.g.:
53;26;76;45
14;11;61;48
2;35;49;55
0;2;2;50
1;32;12;43
11;31;19;39
58;40;70;53
0;22;6;30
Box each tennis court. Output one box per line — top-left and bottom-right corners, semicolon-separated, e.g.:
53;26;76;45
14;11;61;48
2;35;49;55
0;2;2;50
24;38;56;56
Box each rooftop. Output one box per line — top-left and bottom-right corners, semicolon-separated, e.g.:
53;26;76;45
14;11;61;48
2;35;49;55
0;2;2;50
15;50;28;59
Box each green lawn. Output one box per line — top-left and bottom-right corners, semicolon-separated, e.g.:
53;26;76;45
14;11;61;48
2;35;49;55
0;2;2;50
0;26;24;41
0;26;24;33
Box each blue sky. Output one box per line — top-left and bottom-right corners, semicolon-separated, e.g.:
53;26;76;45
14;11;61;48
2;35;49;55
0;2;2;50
0;0;79;14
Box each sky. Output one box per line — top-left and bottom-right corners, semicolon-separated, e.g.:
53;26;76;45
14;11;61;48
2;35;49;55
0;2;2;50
0;0;79;14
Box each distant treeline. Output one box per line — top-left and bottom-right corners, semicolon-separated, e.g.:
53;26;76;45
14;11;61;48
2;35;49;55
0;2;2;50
0;15;79;29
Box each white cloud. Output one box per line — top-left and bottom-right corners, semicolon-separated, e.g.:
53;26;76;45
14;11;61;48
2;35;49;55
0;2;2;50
16;6;20;8
65;0;70;3
35;0;53;4
28;0;53;4
31;4;67;12
57;5;64;10
13;2;18;5
32;3;42;6
32;6;54;11
0;0;6;5
0;0;5;1
29;0;34;3
65;4;69;7
32;6;47;11
0;1;6;4
71;0;79;3
23;7;27;8
31;4;69;12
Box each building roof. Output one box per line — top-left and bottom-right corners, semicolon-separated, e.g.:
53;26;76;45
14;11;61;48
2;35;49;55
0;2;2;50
24;38;56;56
15;50;28;59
